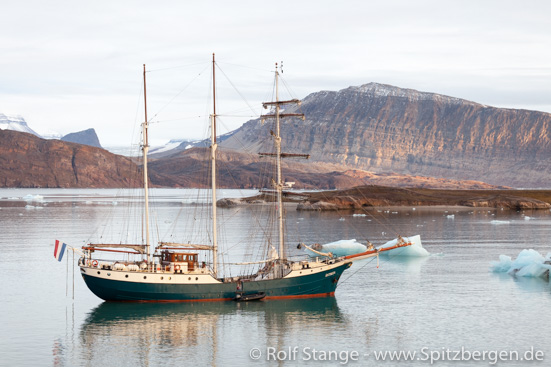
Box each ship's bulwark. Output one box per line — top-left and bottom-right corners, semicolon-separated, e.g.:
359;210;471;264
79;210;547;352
81;262;351;302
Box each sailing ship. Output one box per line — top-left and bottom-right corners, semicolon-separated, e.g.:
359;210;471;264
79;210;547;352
77;56;415;302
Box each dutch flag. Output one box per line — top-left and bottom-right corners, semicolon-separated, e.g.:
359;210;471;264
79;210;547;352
54;240;67;262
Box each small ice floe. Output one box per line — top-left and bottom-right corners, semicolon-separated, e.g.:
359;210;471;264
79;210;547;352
25;205;35;210
353;214;367;217
490;249;551;278
377;235;430;257
524;216;532;221
446;214;455;219
85;200;93;205
23;194;44;202
491;220;510;225
339;217;346;221
412;208;416;211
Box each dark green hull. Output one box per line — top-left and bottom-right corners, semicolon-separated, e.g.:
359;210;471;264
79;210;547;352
81;262;352;302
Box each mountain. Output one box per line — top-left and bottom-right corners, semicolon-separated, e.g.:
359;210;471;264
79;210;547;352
61;128;102;148
220;83;551;188
0;130;139;188
0;113;41;137
149;130;238;158
147;147;504;190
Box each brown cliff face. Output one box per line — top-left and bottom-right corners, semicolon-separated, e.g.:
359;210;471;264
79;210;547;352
148;147;505;190
0;130;140;188
221;83;551;188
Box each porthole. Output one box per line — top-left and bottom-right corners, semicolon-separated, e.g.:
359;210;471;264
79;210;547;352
169;277;172;280
188;277;191;280
143;276;147;279
125;275;129;278
107;273;111;276
195;277;198;281
161;277;164;280
97;271;101;275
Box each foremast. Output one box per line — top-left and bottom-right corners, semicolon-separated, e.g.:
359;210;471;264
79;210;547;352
261;63;306;270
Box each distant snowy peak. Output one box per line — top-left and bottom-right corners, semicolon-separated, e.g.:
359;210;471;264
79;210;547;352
302;83;482;108
349;82;481;106
0;113;41;137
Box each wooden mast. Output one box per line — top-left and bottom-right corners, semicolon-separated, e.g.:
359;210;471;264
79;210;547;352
261;63;305;275
210;53;219;276
142;64;152;268
274;63;285;263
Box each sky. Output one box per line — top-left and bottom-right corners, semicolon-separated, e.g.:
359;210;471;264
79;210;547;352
1;0;551;147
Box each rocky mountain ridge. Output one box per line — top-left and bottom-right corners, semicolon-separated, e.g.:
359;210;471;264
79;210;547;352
0;130;138;188
61;128;102;148
221;83;551;188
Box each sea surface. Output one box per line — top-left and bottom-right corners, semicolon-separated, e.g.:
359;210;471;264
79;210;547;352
1;188;550;366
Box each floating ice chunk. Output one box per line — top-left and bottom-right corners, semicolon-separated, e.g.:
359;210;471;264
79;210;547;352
339;217;345;221
85;201;93;205
304;239;367;257
25;205;35;210
490;249;551;278
524;216;532;221
446;214;455;219
23;194;44;202
353;214;367;217
491;220;510;225
377;235;429;257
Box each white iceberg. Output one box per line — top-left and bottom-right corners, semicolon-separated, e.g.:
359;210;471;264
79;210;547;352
304;235;429;258
377;235;430;257
490;249;551;278
304;239;366;257
23;194;44;202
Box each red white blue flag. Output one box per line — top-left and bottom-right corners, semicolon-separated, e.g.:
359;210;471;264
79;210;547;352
54;240;67;262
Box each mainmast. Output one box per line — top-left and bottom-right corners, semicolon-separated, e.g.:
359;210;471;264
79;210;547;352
142;64;152;268
210;53;219;276
261;63;306;264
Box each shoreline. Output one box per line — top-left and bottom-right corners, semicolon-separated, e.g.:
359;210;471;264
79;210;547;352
217;186;551;211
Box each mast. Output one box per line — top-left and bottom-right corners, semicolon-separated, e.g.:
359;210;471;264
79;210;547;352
210;53;219;276
261;63;306;266
274;64;285;261
142;64;152;268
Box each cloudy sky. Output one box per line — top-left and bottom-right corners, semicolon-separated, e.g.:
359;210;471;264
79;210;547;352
1;0;550;147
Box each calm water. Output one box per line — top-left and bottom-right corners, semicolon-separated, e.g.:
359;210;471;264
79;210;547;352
1;188;550;366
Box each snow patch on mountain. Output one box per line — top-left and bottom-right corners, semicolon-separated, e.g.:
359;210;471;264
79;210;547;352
0;113;41;137
350;83;481;106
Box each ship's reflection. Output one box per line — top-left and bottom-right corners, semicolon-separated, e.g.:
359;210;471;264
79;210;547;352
79;298;345;365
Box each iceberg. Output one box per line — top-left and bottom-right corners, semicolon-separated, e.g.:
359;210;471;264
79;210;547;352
303;235;430;258
490;249;551;278
23;194;44;202
377;235;430;257
304;239;367;257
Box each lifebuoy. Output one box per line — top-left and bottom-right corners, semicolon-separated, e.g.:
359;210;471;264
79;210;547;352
175;265;181;271
92;260;98;268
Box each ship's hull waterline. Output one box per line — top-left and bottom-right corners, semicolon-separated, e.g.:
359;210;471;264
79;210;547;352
80;261;352;302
